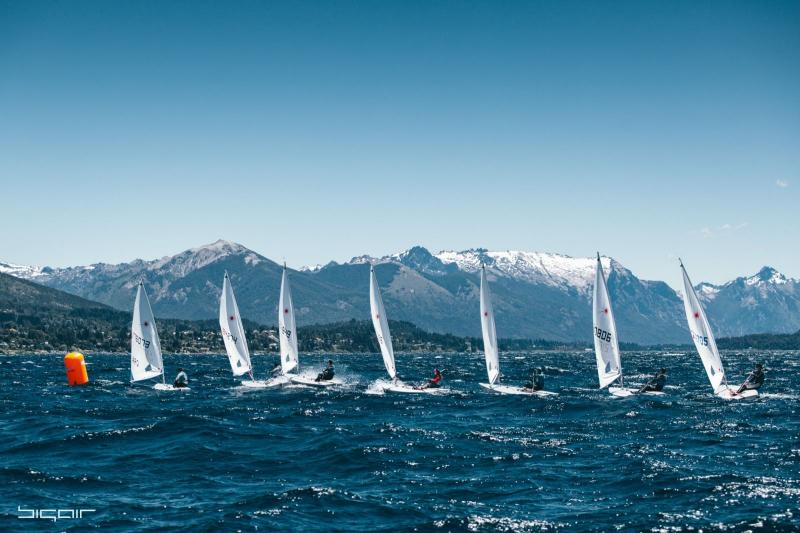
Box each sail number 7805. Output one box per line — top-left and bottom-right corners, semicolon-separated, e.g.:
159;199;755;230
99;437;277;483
691;332;709;346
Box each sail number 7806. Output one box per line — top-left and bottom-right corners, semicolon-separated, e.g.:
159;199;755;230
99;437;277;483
594;327;612;343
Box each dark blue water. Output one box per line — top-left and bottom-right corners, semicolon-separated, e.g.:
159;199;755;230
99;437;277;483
1;351;798;531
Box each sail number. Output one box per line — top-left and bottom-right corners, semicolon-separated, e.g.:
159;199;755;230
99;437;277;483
133;331;151;349
594;327;612;343
692;332;709;346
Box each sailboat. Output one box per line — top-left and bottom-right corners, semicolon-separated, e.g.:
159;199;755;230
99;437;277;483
680;260;757;400
281;265;343;387
478;265;556;396
369;265;442;394
592;254;661;397
219;272;270;388
131;280;185;391
244;264;299;388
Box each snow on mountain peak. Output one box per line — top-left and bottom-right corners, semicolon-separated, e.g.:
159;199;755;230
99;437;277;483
0;261;45;279
435;249;615;291
340;246;623;292
696;282;721;301
149;240;256;274
189;239;247;256
745;266;788;286
346;246;443;270
348;254;377;265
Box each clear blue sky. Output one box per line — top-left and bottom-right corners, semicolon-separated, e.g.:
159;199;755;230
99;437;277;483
1;0;798;287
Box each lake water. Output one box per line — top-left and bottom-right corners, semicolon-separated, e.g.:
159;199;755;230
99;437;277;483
1;350;798;531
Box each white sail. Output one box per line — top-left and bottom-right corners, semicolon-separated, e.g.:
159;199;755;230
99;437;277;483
219;273;252;377
369;266;397;379
278;266;299;374
130;281;164;382
680;261;727;393
480;266;500;385
593;254;622;388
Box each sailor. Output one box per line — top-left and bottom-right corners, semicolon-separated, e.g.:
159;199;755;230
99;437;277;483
419;368;442;389
735;363;765;394
638;368;667;393
523;368;545;391
315;360;335;382
270;360;282;375
173;368;189;388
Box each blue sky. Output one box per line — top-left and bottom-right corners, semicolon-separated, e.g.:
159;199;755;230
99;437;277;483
1;0;798;287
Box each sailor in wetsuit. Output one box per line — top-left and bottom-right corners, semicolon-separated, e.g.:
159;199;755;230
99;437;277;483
270;360;282;375
315;360;335;382
173;368;189;388
523;368;545;391
638;368;667;393
735;363;765;394
419;368;442;389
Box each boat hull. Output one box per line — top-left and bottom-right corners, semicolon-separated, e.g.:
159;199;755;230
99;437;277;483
241;375;289;388
608;386;665;397
290;375;344;387
239;380;273;389
480;383;558;396
384;382;449;394
154;383;190;391
716;387;759;400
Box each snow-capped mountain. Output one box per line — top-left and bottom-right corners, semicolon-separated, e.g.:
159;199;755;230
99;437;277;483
348;246;613;290
436;249;614;292
16;240;264;310
0;261;46;279
696;266;800;336
3;242;797;344
6;240;368;327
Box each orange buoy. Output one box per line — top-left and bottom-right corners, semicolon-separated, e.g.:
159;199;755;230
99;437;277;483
64;352;89;386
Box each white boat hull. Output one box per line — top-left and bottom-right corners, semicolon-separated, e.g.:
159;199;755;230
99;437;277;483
154;383;190;391
609;386;665;397
240;380;273;389
241;375;290;388
716;387;759;400
609;386;637;397
290;375;344;387
480;383;558;396
384;382;449;394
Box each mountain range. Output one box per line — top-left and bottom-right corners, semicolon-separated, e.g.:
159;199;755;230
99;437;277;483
2;240;798;344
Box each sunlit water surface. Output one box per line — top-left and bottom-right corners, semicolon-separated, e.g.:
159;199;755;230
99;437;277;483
1;351;798;531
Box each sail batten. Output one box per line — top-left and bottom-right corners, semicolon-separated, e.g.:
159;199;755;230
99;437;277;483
680;261;727;393
130;282;164;382
370;266;397;379
480;266;500;385
219;273;252;377
279;267;299;374
593;255;622;388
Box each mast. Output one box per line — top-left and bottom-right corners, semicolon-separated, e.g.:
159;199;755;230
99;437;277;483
131;278;165;383
480;263;500;386
595;252;625;388
593;253;623;389
219;270;254;379
278;263;298;374
679;259;729;392
598;252;622;387
370;264;397;380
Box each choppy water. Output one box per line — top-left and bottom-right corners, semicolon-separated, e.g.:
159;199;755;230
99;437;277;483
1;350;798;531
